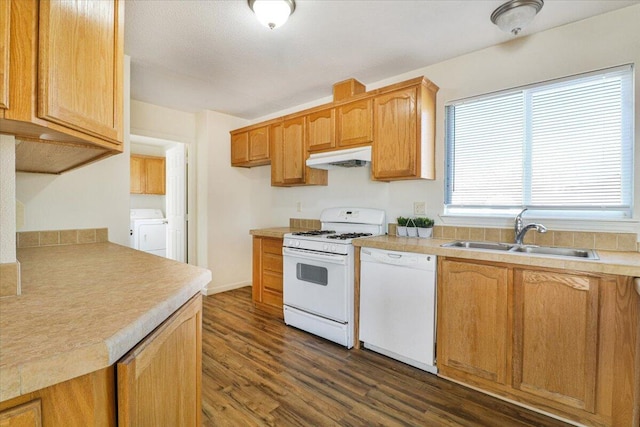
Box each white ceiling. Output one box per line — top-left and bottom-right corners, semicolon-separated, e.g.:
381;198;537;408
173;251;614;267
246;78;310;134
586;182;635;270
125;0;638;120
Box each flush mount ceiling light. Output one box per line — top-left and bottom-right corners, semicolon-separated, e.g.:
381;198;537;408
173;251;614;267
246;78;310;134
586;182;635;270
248;0;296;30
490;0;544;36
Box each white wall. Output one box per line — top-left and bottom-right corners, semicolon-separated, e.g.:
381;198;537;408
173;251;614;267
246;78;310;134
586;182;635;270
247;5;640;237
15;57;132;246
195;110;251;292
0;135;16;263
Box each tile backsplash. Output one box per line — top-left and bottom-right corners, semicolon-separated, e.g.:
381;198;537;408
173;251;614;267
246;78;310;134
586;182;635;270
384;223;637;253
17;228;109;248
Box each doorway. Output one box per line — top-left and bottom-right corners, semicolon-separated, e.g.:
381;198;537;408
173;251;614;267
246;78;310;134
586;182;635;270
130;134;188;263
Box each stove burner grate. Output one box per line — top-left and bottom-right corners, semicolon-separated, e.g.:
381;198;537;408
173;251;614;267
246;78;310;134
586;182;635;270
292;230;336;236
326;232;373;240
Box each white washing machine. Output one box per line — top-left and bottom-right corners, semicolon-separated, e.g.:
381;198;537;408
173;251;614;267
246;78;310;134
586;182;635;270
129;209;167;257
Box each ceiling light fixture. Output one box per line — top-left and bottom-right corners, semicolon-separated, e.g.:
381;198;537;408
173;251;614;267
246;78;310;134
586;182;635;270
490;0;544;36
248;0;296;30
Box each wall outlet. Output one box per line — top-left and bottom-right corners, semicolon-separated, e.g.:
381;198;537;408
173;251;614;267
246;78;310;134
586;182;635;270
296;201;302;212
414;201;426;215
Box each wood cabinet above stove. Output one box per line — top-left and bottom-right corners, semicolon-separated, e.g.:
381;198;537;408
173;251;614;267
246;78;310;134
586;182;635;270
229;76;438;184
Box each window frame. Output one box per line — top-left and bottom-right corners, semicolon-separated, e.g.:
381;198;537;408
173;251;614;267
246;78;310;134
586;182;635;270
444;64;635;220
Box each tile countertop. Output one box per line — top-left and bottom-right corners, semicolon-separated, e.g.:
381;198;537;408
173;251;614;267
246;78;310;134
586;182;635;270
353;235;640;277
0;242;212;402
249;227;308;238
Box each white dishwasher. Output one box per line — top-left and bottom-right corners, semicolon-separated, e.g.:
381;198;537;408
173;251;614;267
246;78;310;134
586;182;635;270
359;248;437;374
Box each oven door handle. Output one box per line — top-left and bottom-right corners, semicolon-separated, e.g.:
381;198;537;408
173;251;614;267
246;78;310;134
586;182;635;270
283;247;348;265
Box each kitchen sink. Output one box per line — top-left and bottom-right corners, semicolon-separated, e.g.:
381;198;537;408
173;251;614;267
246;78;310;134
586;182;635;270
442;241;514;251
510;245;599;259
441;240;599;260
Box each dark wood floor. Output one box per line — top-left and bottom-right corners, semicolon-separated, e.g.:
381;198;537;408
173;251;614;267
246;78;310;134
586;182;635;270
201;287;570;427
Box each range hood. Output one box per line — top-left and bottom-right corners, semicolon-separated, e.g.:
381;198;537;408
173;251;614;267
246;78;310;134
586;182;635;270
306;146;371;170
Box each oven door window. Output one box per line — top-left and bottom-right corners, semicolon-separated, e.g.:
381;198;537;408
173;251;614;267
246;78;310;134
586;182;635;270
296;263;328;286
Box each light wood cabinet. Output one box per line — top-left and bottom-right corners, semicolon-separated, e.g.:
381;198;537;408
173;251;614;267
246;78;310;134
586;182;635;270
270;117;327;187
0;0;9;112
337;98;372;148
437;258;640;427
2;0;124;174
252;236;284;317
130;155;166;195
437;259;510;385
306;108;336;152
513;269;600;412
0;295;202;427
117;294;202;427
230;125;270;167
372;78;437;181
0;400;41;427
229;77;437;185
0;368;116;426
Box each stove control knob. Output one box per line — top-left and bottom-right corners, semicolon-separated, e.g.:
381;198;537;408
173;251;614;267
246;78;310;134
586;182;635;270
295;241;300;247
323;244;329;251
331;245;337;252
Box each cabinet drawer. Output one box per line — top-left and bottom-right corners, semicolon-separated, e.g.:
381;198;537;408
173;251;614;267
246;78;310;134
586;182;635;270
263;253;283;274
262;238;283;255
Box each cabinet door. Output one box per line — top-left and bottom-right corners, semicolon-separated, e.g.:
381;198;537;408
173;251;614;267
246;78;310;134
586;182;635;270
306;108;335;152
145;157;166;195
0;400;41;427
0;0;9;111
269;123;285;186
438;259;510;385
117;295;202;427
230;131;249;166
372;87;418;180
337;98;372;148
252;237;284;317
37;0;123;144
130;156;145;194
513;269;599;412
249;125;269;162
261;238;284;309
282;117;305;184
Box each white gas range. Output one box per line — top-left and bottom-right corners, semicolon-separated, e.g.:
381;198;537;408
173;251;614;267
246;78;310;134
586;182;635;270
282;207;386;348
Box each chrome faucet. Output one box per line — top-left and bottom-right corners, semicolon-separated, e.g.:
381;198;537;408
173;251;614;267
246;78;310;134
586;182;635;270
514;208;547;245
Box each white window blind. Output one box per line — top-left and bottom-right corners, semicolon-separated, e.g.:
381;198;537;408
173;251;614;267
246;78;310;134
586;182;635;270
445;64;634;218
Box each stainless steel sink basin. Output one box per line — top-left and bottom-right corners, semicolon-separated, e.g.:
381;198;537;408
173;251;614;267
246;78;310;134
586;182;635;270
509;245;599;259
441;241;514;251
441;240;599;260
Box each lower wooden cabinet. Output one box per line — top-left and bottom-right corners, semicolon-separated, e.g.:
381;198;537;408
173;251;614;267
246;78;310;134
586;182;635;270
0;368;116;426
0;295;202;427
437;260;509;385
0;399;42;427
437;258;640;427
118;294;202;426
252;236;284;317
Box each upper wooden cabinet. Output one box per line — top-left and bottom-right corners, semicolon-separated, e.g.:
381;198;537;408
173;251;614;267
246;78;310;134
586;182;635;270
2;0;124;174
337;98;372;148
229;76;437;186
0;0;9;111
230;125;270;167
270;118;327;187
306;108;336;152
130;155;166;195
372;79;437;181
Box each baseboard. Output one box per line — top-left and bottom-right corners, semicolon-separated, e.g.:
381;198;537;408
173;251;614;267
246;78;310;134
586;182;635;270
204;281;251;296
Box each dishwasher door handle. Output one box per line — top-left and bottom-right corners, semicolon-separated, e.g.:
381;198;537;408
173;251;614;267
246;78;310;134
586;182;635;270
362;249;419;266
